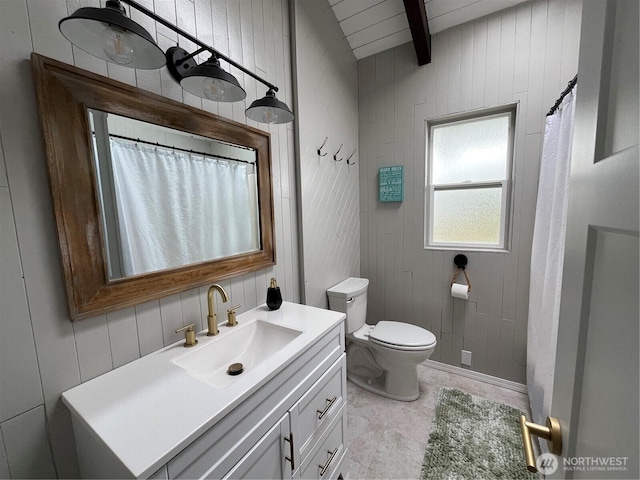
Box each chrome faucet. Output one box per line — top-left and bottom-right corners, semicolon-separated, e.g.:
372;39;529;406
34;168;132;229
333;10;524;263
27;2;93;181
207;284;229;336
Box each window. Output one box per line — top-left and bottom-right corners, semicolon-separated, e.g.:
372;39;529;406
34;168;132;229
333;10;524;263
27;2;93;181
425;106;515;251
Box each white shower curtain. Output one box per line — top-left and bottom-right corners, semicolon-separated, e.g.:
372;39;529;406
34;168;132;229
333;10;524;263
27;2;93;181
109;139;259;276
527;88;577;428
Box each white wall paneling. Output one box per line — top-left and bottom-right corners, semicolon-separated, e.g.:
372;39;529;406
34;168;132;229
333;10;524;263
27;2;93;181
0;431;9;479
0;135;7;187
107;307;142;369
358;0;583;383
0;0;297;476
72;315;112;384
292;0;360;308
0;189;44;422
0;406;56;479
47;407;80;479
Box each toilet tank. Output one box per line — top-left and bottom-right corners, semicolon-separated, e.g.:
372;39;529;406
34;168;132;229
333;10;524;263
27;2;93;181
327;277;369;334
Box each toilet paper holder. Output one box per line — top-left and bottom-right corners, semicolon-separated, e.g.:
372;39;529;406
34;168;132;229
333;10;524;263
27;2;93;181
451;254;471;292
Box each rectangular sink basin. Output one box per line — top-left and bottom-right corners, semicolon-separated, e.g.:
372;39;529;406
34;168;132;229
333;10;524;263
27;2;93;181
172;320;302;388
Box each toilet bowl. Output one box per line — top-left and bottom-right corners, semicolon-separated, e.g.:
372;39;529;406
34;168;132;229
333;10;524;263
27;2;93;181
327;277;436;401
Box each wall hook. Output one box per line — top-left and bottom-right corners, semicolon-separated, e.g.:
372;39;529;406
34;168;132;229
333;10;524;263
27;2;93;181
317;137;328;157
453;254;468;269
346;149;357;165
333;143;343;162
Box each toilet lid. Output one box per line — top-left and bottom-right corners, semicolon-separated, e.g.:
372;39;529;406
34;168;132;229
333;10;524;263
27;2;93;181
369;321;436;349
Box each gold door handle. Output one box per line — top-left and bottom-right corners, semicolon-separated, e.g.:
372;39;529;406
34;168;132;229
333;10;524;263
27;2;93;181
317;396;338;419
319;448;338;477
519;415;562;472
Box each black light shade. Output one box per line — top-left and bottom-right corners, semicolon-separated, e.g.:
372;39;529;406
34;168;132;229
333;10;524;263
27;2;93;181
179;56;246;102
245;89;294;124
58;0;165;69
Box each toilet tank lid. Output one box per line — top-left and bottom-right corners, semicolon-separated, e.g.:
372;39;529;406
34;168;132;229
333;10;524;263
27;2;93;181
327;277;369;298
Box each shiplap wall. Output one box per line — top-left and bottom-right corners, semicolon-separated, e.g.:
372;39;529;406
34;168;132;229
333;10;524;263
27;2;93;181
359;0;582;383
0;0;297;477
292;0;360;308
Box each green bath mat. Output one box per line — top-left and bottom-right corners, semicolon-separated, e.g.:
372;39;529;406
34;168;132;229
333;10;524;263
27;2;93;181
420;387;539;480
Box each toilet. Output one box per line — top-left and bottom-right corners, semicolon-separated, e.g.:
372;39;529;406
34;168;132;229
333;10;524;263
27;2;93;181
327;277;436;401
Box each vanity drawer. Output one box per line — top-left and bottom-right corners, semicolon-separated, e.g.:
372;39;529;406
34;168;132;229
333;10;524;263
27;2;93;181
299;404;347;480
292;354;346;463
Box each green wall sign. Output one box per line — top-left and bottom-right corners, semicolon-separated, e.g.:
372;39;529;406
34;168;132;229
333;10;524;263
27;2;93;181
379;166;404;202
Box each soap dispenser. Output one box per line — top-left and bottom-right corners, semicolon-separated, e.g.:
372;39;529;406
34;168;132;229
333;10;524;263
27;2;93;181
266;278;282;310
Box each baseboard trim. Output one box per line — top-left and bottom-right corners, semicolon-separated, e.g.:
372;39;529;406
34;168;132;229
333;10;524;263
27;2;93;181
421;359;528;394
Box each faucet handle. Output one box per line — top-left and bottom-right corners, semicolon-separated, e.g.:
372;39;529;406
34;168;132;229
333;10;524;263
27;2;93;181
175;323;198;347
227;305;241;327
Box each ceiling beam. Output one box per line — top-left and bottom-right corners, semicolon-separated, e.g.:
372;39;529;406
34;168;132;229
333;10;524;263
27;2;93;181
402;0;431;65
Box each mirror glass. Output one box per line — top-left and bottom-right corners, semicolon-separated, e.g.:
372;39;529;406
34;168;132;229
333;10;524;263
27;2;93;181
89;109;261;280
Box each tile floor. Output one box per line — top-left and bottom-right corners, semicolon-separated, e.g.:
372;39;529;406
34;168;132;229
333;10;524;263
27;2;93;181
344;363;531;479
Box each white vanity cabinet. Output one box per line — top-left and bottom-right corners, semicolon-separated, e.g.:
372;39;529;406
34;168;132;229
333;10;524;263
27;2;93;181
224;355;348;480
64;303;347;480
166;344;347;480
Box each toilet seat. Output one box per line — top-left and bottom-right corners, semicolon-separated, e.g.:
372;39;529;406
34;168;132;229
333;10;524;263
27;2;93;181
367;321;436;351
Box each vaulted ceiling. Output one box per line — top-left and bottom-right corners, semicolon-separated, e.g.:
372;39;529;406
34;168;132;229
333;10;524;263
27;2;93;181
330;0;531;63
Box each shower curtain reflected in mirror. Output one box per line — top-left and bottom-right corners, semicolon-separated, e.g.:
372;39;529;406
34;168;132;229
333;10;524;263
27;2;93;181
527;87;577;430
109;139;260;277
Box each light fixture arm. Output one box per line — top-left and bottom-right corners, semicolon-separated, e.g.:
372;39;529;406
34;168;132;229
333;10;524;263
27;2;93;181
174;47;207;66
120;0;279;93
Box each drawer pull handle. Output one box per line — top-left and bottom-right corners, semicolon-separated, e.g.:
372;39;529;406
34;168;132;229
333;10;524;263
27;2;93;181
284;433;295;471
317;396;338;419
319;448;339;477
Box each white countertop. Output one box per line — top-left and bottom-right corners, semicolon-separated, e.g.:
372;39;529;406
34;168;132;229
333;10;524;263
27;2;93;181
61;302;345;478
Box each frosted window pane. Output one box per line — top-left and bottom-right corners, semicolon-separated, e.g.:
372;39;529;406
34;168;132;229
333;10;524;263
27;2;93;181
432;188;502;245
432;115;509;184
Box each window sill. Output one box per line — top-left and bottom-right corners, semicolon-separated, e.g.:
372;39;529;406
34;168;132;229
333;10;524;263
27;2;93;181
424;245;511;254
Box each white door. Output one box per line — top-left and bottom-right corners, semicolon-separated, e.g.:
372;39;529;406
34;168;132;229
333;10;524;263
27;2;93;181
549;0;639;478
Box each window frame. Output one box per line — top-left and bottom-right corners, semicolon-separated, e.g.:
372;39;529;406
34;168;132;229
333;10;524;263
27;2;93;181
424;105;517;252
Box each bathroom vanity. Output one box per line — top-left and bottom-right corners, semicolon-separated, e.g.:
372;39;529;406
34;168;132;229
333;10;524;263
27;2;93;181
62;302;347;479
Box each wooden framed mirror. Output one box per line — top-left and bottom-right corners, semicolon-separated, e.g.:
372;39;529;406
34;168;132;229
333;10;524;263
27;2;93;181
31;53;275;321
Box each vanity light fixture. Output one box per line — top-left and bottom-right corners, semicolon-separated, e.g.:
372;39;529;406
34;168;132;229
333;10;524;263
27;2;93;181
58;0;165;69
58;0;293;123
246;89;295;125
166;47;246;102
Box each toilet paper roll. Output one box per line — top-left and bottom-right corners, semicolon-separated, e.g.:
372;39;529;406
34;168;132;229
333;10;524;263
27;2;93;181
451;283;470;300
